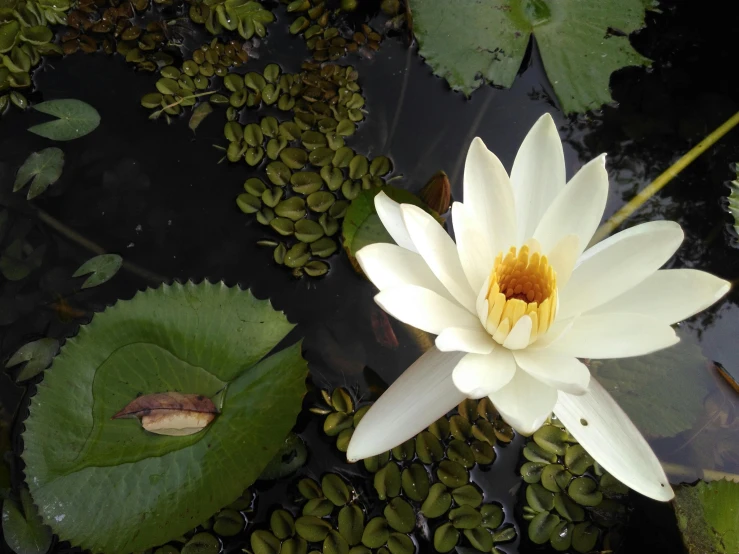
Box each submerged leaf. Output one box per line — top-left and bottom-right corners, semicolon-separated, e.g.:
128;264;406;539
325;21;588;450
409;0;651;112
188;102;213;133
5;338;59;382
591;335;712;439
674;479;739;554
1;488;53;554
28;99;101;141
22;282;308;554
13;148;65;200
72;253;122;289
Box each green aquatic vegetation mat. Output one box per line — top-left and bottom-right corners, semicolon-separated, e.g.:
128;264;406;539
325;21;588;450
409;0;652;113
674;479;739;554
21;281;308;554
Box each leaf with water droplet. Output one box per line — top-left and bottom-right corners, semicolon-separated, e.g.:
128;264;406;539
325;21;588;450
28;99;101;141
72;253;123;289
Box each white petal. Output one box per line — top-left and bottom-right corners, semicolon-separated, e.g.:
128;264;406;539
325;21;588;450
533;154;609;255
547;234;579;288
374;192;417;252
451;348;516;399
510;114;566;244
436;328;495;354
452;202;493;294
463;138;517;255
489;369;558;435
375;286;481;335
356;243;456;302
587;269;731;325
513;349;590;394
401;204;477;312
558;221;684;320
347;347;466;461
502;315;532;350
543;313;679;359
554;378;674;501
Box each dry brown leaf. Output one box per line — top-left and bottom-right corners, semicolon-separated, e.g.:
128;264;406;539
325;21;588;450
113;392;218;436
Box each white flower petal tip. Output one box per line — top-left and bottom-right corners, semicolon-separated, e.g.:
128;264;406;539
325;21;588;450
589;269;732;325
451;349;516;399
373;192;416;252
554;378;674;502
346;347;466;462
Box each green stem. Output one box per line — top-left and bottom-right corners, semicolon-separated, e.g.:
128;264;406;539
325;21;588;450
149;90;217;120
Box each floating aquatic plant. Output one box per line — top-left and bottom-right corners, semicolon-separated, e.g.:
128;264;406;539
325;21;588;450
408;0;653;113
22;281;308;554
346;113;731;502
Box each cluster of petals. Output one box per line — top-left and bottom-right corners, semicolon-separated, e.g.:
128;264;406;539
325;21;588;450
346;114;730;501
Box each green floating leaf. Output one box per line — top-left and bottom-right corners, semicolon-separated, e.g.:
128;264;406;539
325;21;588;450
13;148;65;200
1;488;53;554
28;99;101;141
591;335;713;439
188;102;213;133
674;479;739;554
72;253;123;289
0;20;20;53
409;0;651;113
22;282;308;554
341;185;440;261
259;433;308;480
5;338;59;382
727;165;739;237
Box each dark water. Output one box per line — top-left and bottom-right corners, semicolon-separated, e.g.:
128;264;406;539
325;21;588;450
1;0;738;553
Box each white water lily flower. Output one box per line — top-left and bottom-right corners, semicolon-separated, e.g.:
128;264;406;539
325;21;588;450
347;114;731;502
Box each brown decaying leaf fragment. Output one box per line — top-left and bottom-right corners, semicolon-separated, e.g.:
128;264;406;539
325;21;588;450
113;392;219;436
371;306;399;349
420;170;451;214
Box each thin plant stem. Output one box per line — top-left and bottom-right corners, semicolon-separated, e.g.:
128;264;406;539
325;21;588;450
590;110;739;245
383;44;413;155
149;90;217;120
36;208;167;285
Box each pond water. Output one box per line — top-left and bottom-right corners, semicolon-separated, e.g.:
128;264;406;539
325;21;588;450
1;0;738;553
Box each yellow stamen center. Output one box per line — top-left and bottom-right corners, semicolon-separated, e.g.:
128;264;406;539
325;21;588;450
485;245;557;346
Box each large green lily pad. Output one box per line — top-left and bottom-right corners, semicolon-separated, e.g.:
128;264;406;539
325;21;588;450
674;479;739;554
22;282;308;554
409;0;652;113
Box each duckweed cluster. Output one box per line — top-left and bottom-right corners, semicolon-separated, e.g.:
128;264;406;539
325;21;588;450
520;419;630;552
309;388;518;553
0;0;69;112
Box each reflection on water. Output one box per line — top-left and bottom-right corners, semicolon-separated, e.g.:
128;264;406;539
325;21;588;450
1;0;738;552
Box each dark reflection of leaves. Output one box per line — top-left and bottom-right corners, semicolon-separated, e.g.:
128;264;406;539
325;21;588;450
555;2;739;346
